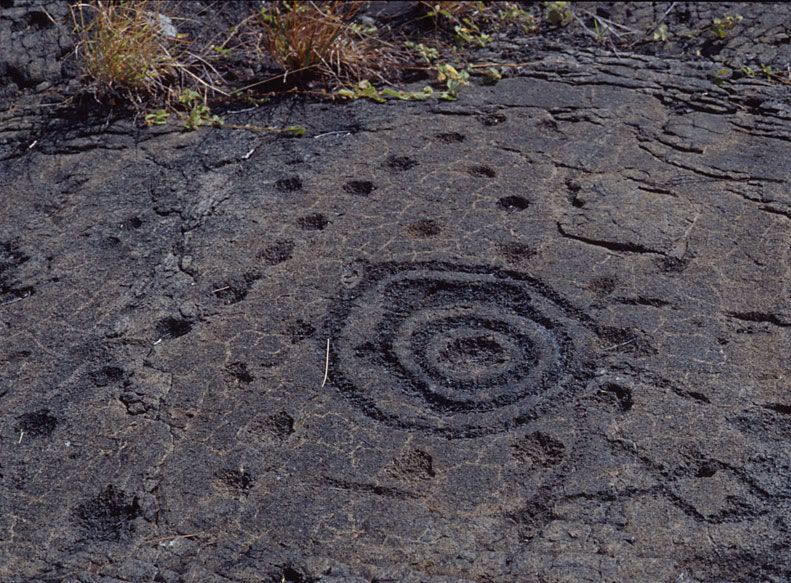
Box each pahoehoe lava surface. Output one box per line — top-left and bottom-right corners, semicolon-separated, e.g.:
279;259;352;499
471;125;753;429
1;2;790;582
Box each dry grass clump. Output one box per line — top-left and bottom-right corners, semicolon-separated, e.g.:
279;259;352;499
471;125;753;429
68;0;544;123
72;0;177;101
258;1;398;85
72;0;223;104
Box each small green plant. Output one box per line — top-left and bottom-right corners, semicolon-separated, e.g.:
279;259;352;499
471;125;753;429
144;109;170;126
480;66;502;85
727;63;788;84
592;18;609;42
382;87;434;101
348;21;377;36
178;89;223;130
335;79;386;102
454;20;491;47
498;2;538;34
545;1;573;27
211;45;232;58
710;13;742;40
652;23;669;42
422;1;485;23
284;125;307;137
437;63;470;101
421;1;491;46
713;67;732;87
336;80;433;103
405;41;439;64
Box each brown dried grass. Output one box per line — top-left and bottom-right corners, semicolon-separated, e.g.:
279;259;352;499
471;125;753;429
72;0;225;104
258;1;398;85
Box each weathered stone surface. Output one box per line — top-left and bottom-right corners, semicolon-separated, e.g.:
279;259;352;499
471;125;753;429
1;3;790;582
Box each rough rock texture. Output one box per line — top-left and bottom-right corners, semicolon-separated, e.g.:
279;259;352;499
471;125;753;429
0;0;74;94
1;2;790;583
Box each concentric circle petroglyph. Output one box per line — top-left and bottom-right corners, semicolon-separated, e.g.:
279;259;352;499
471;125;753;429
327;262;596;438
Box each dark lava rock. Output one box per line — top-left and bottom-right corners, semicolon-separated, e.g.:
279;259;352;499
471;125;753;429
1;3;789;582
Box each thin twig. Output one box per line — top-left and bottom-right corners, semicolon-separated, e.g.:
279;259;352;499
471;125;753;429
602;337;638;352
607;36;626;62
314;130;351;139
571;13;601;40
647;2;677;37
184;50;225;82
217;13;257;51
1;292;32;306
230;65;318;94
580;10;639;34
144;532;202;545
321;338;330;387
631;2;677;48
40;5;57;26
176;63;230;97
222;122;310;134
224;105;261;115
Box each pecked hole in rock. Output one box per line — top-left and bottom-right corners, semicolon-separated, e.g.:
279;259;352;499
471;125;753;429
275;176;302;192
435;132;466;143
343;180;376;196
259;239;294;266
89;366;125;387
763;403;791;415
121;216;143;229
1;240;31;301
267;411;295;438
596;325;656;355
509;494;555;540
214;468;255;494
599;382;634;411
405;219;441;238
225;361;255;384
280;566;306;583
386;155;418;171
297;213;329;231
497;242;535;264
247;411;295;440
512;431;566;467
658;255;691;273
468;165;497;178
27;11;54;30
16;409;59;437
497;196;530;212
392;449;435;480
479;112;507;126
212;272;258;305
288;319;316;343
74;485;141;541
565;179;584;207
696;464;718;478
156;317;193;339
588;275;618;296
